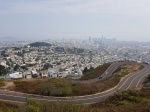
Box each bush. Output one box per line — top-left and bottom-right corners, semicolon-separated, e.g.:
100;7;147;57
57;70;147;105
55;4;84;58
117;101;131;106
20;66;28;70
26;99;40;112
27;105;40;112
0;65;8;76
0;79;5;87
35;79;73;97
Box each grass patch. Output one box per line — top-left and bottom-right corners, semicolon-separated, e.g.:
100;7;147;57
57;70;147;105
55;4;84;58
0;103;19;112
140;75;150;97
90;89;150;112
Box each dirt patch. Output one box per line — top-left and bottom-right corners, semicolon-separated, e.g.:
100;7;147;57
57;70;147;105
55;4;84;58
1;81;15;90
127;64;141;74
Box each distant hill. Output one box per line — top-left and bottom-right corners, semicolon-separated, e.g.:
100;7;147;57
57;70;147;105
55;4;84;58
29;42;51;47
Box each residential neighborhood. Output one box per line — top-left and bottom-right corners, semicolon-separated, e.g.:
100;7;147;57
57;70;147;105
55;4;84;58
0;38;150;79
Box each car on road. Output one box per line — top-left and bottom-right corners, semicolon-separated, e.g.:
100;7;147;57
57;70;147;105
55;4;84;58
99;76;103;79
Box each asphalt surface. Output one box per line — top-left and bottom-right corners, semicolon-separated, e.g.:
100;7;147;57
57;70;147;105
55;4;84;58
70;61;135;83
0;62;149;105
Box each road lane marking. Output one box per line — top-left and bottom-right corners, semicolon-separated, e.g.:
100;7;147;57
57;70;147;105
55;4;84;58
0;93;26;99
118;66;148;90
118;75;134;90
0;98;25;104
126;67;150;90
72;91;114;101
136;72;150;87
83;102;96;105
126;76;138;90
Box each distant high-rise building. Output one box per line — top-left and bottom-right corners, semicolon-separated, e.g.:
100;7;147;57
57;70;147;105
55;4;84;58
89;36;92;43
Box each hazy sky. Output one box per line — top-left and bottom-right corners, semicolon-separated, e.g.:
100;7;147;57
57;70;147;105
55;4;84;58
0;0;150;41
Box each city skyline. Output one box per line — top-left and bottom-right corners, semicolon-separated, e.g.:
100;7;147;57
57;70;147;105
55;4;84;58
0;0;150;42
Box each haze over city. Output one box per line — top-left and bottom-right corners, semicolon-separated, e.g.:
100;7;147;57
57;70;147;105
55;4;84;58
0;0;150;42
1;1;150;111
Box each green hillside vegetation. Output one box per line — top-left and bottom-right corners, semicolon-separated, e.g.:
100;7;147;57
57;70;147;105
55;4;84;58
80;63;111;80
0;65;8;76
0;103;18;112
29;42;51;47
89;91;150;112
11;64;141;97
140;75;150;97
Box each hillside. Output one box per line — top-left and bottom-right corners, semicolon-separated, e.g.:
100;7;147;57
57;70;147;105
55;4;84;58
0;75;149;112
0;66;149;112
80;63;111;80
29;42;51;47
6;64;141;97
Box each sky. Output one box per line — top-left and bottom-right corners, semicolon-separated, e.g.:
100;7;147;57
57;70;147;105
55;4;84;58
0;0;150;42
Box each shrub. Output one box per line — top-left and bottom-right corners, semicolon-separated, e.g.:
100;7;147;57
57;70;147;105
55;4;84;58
116;101;131;106
0;79;5;87
27;105;40;112
27;99;40;112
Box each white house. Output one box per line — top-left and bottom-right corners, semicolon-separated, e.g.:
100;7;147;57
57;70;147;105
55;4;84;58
31;70;38;78
6;71;23;79
40;71;48;78
24;71;32;79
48;70;58;77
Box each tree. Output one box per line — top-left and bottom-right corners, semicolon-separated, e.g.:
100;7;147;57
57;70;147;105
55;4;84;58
6;61;10;66
90;66;94;70
14;64;20;71
21;66;28;70
43;63;53;70
83;67;88;74
82;66;94;74
0;65;8;76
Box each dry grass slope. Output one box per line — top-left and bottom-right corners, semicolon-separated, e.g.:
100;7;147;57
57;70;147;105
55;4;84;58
8;64;142;97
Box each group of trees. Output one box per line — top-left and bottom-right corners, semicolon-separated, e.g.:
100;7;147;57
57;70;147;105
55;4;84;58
42;63;53;70
82;67;94;74
0;65;8;76
29;42;52;47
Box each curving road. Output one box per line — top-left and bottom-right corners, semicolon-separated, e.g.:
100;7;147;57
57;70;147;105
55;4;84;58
0;62;149;105
70;61;136;83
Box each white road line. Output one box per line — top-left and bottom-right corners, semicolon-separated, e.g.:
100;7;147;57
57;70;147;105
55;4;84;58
69;92;115;102
118;75;134;90
126;67;150;90
136;71;150;87
118;67;147;90
0;93;26;99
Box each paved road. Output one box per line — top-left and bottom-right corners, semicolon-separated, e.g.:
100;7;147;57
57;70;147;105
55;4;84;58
0;62;149;105
70;61;135;83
